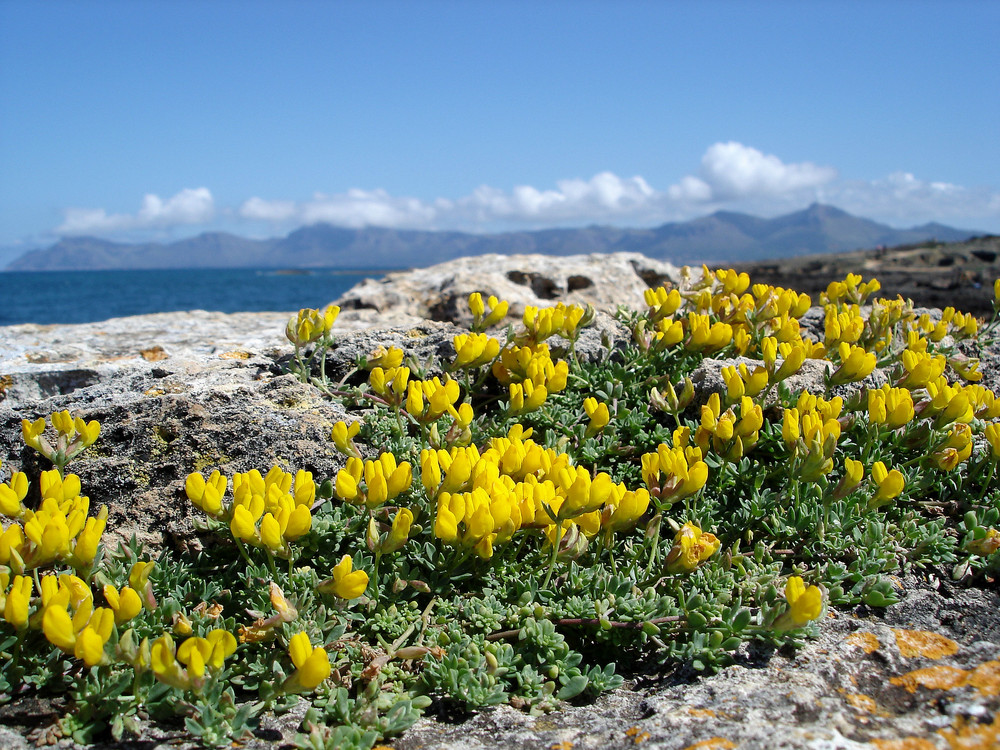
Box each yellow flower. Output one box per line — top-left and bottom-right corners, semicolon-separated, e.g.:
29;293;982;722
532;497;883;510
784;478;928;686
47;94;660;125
602;487;650;534
509;380;547;414
21;417;47;452
177;629;237;674
832;457;865;499
965;528;1000;557
452;333;500;370
185;470;227;517
72;504;108;568
380;508;414;554
869;461;905;508
583;397;610;437
3;575;33;629
985;423;1000;460
43;603;115;667
317;555;369;600
0;464;29;518
103;584;143;625
829;343;876;385
664;523;720;574
366;344;404;370
129;560;158;610
773;576;823;630
284;631;331;692
330;420;362;459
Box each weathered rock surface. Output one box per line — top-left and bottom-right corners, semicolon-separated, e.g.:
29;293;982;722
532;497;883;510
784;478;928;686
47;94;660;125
1;251;999;749
335;251;682;327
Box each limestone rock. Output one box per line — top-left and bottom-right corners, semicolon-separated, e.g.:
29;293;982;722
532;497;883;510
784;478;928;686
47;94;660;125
333;251;682;327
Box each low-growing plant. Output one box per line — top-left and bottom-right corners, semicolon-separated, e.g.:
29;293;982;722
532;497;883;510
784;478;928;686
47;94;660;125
2;273;1000;748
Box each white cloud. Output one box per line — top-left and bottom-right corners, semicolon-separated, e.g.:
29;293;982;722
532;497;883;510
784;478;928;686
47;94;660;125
817;172;1000;228
56;188;215;235
669;142;838;202
49;144;1000;239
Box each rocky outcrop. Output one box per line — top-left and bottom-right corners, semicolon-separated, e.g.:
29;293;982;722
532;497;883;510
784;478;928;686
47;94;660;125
736;235;1000;318
335;252;682;328
1;251;999;749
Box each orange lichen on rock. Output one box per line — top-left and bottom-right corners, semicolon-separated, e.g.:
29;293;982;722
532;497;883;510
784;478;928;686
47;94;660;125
937;713;1000;750
892;629;960;659
625;726;650;744
890;660;1000;697
869;738;936;750
683;740;737;750
846;631;880;654
967;660;1000;697
842;692;879;713
890;665;970;693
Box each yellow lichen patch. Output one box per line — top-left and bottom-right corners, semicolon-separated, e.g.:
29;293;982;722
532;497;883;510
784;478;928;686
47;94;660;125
869;738;936;750
842;692;878;713
683;739;737;750
140;345;168;361
893;629;959;659
550;743;574;750
967;660;1000;696
219;350;252;360
937;713;1000;750
846;631;880;654
143;387;166;396
890;665;970;693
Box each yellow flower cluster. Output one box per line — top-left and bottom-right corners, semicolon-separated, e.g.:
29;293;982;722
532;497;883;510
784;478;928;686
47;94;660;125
696;393;764;462
518;302;591;344
1;470;107;573
420;425;650;560
1;562;151;669
451;333;501;370
147;630;238;691
492;343;569;415
335;454;413;509
821;273;881;306
185;466;316;558
285;305;339;347
640;433;708;504
783;392;844;481
468;292;509;331
641;267;817;360
21;411;101;473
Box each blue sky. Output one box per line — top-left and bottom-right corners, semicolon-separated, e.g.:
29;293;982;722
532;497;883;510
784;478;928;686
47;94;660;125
1;0;998;255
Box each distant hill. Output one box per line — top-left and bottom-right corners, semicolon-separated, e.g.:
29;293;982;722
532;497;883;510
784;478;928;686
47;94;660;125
4;203;979;272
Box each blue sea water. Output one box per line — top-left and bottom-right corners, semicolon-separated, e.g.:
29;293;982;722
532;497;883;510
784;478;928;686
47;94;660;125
0;268;385;326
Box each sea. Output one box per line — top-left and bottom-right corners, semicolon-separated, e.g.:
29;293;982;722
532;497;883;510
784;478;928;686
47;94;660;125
0;268;387;327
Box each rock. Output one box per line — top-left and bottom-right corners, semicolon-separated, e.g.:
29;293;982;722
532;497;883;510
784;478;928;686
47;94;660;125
333;251;682;327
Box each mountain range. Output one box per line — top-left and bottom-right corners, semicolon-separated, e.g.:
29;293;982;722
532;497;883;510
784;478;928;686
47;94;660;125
3;203;981;272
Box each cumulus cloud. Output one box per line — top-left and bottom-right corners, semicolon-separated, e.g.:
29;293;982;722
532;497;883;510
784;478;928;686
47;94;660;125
668;142;837;202
56;188;215;235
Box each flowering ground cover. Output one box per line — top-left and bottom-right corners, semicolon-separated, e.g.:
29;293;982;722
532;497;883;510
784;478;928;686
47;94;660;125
2;266;999;748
